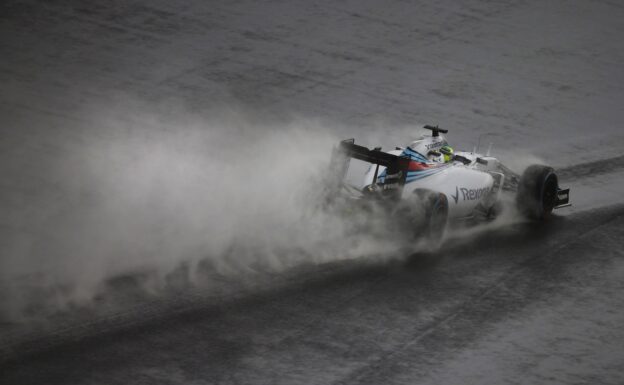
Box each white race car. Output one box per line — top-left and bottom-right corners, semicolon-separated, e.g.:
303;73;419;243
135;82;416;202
326;125;570;242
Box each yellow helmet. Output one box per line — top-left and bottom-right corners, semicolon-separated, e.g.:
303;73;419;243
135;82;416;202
440;145;454;163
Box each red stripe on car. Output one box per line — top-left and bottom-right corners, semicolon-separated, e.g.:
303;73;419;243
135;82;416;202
408;161;430;171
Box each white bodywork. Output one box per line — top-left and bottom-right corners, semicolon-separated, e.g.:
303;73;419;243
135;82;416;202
360;133;503;219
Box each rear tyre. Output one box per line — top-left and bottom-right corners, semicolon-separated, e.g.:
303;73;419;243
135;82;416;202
409;189;449;244
516;165;558;220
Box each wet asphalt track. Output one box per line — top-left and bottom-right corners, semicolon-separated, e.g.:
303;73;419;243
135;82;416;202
1;204;623;385
2;0;624;384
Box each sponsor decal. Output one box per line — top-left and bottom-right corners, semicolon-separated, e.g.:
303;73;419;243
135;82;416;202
383;183;399;190
451;186;459;204
460;186;490;201
452;186;490;203
425;140;447;150
385;171;403;180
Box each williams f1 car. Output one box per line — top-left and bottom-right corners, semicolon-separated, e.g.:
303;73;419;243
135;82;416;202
326;125;570;242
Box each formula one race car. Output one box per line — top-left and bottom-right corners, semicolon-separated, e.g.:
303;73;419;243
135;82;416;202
326;125;570;242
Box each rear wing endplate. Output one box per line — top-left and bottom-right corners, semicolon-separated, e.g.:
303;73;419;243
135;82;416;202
327;139;410;201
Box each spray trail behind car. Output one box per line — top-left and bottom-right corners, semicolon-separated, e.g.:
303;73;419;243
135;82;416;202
0;107;413;321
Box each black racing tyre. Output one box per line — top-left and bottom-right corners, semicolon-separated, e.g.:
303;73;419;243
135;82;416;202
516;165;558;220
407;189;449;243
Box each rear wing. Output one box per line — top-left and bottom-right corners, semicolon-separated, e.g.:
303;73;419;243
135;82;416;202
327;139;410;202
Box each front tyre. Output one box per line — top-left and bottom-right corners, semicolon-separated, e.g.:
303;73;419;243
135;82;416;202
516;165;558;220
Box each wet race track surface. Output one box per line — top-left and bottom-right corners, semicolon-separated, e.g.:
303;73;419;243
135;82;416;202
2;205;624;385
1;0;624;384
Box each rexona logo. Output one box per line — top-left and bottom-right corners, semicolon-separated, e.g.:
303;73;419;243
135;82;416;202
451;186;490;204
425;140;447;150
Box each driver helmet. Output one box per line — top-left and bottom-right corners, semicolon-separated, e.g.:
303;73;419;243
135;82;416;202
440;145;454;163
